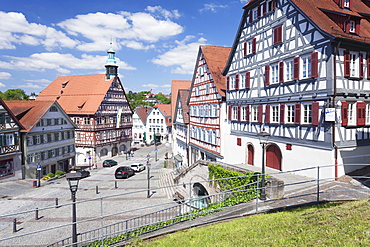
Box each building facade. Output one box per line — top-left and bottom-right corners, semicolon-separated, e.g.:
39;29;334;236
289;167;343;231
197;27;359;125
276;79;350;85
188;45;231;164
132;106;152;146
223;0;370;178
145;104;171;144
37;47;133;166
0;99;23;181
6;101;76;179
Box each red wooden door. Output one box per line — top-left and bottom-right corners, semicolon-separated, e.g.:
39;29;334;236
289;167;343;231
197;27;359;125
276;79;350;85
266;144;282;170
247;145;254;165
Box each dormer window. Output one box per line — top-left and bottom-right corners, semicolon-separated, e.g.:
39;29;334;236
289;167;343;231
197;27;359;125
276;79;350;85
343;0;350;8
349;20;356;33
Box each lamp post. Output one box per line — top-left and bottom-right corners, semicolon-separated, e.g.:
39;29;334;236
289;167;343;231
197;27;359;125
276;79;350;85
66;170;83;247
147;153;151;198
257;129;270;201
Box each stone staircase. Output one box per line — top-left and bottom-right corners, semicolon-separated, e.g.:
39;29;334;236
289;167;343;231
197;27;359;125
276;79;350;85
157;168;176;200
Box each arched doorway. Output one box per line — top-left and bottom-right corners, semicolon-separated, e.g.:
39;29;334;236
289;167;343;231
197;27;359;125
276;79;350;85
191;183;210;209
112;147;118;157
266;144;282;171
247;144;254;165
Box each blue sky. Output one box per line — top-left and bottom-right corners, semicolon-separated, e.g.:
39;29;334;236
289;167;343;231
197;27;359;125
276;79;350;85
0;0;248;95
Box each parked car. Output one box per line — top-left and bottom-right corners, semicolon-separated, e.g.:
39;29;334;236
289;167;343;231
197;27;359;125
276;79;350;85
149;140;162;145
102;159;118;167
68;167;90;178
130;163;145;172
115;166;134;179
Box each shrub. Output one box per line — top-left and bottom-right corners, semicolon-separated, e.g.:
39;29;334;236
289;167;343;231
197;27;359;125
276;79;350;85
55;170;64;177
47;173;55;178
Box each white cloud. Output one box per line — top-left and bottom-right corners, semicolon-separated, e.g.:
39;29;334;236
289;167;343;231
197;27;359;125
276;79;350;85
121;40;155;50
18;82;43;89
57;9;184;52
0;72;11;79
142;83;160;88
0;53;136;73
145;6;181;19
0;11;79;50
0;82;6;87
199;3;228;13
24;78;51;84
151;36;207;74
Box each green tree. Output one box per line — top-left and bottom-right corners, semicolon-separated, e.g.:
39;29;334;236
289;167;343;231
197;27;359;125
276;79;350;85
155;93;171;104
0;89;29;100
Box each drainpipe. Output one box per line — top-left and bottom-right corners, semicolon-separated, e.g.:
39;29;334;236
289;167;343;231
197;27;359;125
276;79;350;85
333;41;341;180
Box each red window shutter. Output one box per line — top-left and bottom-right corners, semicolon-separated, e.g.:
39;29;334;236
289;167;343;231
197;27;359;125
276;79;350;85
349;0;352;10
246;105;250;122
311;52;319;78
367;54;370;79
344;51;350;77
312;102;320;126
258;105;263;123
235;74;239;90
280;104;285;124
359;53;364;79
356;19;360;34
228;105;232;120
294;57;300;80
279;61;284;83
278;26;282;43
265;65;270;85
258;6;261;18
263;2;267;15
237;138;242;146
340;0;345;8
243;42;247;57
237;106;241;121
273;0;277;9
246;72;251;89
357;102;366;125
226;76;230;90
341;101;348;126
294;103;301;124
252;38;256;53
265;105;270;123
274;26;282;44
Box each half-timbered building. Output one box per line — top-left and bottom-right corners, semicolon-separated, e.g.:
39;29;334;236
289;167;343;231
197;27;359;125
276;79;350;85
188;45;231;164
5;101;76;179
173;89;191;167
145;104;171;144
223;0;370;178
0;99;23;181
37;47;133;166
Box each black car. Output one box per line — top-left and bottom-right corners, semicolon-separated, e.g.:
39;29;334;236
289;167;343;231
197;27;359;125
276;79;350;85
115;166;134;179
102;159;118;167
68;168;90;178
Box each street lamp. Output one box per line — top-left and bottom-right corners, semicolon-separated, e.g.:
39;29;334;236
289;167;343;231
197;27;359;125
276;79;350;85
147;153;151;198
257;129;270;200
66;170;83;247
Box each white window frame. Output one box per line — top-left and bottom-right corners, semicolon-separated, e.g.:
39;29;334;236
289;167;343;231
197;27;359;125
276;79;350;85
286;104;295;124
348;102;356;125
240;74;246;89
271;63;279;84
350;52;359;77
252;7;259;21
344;0;350;8
366;104;370;125
271;105;279;123
232;106;238;121
251;106;258;122
230;76;236;90
301;55;311;79
286;60;293;82
241;106;248;121
205;84;210;95
267;0;274;12
302;104;312;124
84;117;91;125
246;39;254;55
349;20;356;33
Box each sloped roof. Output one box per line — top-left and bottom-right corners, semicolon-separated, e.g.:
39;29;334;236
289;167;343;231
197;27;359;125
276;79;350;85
0;99;24;130
36;74;114;115
154;104;172;126
243;0;370;45
4;100;55;132
135;106;152;125
177;89;191;124
171;80;191;122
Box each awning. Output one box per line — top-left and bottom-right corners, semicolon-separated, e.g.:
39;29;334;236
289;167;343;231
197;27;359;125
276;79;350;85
174;154;183;162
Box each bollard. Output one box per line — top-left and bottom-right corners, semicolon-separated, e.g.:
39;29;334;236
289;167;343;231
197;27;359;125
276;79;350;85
96;185;99;194
55;198;59;208
35;208;38;220
115;181;118;189
13;218;16;232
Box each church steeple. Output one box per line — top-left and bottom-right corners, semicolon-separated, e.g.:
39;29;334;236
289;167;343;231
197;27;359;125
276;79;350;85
105;42;118;80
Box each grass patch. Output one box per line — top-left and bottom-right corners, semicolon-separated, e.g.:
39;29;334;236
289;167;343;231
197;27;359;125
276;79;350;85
134;199;370;247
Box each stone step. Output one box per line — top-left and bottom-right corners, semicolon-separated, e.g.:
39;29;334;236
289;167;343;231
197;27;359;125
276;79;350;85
157;169;176;199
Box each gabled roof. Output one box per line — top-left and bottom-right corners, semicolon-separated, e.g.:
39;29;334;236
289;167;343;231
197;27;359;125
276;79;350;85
36;74;114;115
243;0;370;45
4;100;55;132
0;99;24;130
174;89;191;124
135;106;152;125
171;80;192;122
190;45;231;102
153;104;172;126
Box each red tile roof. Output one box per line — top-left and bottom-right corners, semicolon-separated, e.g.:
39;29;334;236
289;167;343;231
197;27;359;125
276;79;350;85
171;80;192;122
36;74;114;115
0;99;24;130
4;100;56;132
198;45;231;98
177;89;191;124
154;104;172;126
135;106;152;125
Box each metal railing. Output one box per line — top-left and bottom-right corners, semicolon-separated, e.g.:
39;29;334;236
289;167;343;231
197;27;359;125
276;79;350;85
0;164;369;247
